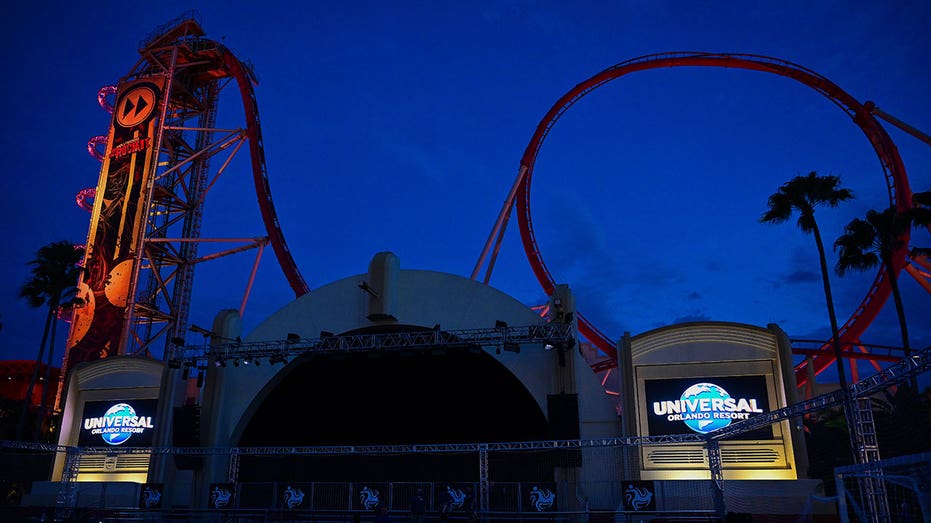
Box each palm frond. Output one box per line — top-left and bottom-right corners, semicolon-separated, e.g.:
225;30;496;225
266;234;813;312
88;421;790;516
913;190;931;208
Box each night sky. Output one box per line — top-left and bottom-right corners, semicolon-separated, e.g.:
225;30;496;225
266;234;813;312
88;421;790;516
1;2;929;388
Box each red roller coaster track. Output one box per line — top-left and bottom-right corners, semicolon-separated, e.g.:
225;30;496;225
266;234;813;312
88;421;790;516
221;50;310;298
511;52;913;387
66;18;310;382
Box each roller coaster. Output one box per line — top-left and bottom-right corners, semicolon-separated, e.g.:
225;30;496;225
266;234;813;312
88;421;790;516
63;17;930;412
472;52;930;393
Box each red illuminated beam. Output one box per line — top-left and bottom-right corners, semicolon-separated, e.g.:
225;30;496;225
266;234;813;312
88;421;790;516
221;51;309;297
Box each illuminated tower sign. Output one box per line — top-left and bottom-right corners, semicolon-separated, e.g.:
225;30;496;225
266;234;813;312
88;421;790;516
67;79;164;370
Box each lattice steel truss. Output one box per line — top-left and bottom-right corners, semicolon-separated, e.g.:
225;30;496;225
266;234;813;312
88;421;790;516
169;323;578;368
95;15;310;364
705;344;931;441
702;343;930;521
3;344;927;518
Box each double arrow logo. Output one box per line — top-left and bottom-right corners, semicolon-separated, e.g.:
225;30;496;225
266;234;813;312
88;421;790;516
116;85;157;127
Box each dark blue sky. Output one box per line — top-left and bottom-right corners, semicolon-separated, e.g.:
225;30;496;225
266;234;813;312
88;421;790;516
2;1;929;386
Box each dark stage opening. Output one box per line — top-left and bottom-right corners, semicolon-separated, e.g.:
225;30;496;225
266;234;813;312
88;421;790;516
237;343;550;483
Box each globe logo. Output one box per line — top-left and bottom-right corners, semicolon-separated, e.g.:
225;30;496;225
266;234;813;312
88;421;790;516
102;403;136;445
680;383;733;434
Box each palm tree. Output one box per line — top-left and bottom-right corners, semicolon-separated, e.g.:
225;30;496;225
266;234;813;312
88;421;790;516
913;189;931;208
760;172;854;391
834;205;931;389
16;240;84;441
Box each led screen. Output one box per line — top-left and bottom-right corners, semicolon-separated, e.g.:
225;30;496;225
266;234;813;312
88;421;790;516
644;375;773;440
78;398;158;447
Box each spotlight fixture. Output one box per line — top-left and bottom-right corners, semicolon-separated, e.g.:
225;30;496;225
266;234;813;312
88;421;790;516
171;337;186;346
196;370;205;388
286;333;301;343
181;367;190;380
232;359;239;367
168;359;182;369
269;353;287;365
254;358;261;366
243;357;251;366
495;320;508;329
320;331;334;338
433;324;441;331
544;344;555;352
503;342;520;353
358;280;379;298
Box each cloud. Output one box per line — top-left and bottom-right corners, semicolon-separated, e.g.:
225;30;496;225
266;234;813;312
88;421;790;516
673;311;712;323
785;270;821;284
703;259;726;273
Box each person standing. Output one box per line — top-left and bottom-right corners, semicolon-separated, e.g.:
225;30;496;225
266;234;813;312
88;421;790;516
374;505;394;523
463;485;477;523
410;488;426;523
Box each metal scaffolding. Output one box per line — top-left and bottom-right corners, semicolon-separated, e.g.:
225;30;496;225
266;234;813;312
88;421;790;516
169;323;578;368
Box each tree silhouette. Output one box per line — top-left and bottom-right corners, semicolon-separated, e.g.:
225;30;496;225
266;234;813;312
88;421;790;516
911;189;931;259
834;204;931;389
913;189;931;208
761;172;854;391
16;240;84;441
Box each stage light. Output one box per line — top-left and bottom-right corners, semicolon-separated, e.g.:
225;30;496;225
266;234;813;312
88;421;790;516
196;370;205;388
243;357;251;365
233;359;239;367
358;280;378;298
544;344;555;352
433;324;441;331
320;331;334;338
254;358;261;366
168;359;182;369
286;333;300;343
171;337;185;346
269;353;287;365
182;367;190;380
495;320;508;329
504;342;520;353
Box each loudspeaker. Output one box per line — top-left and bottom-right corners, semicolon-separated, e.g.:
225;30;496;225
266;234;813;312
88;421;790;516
173;405;203;470
547;394;580;439
547;393;582;467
